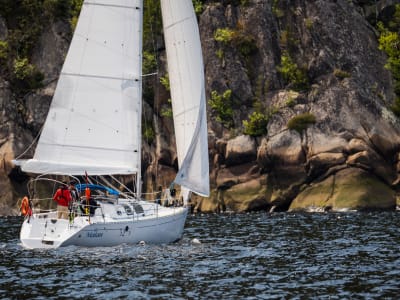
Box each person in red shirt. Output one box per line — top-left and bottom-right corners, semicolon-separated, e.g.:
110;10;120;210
53;184;72;219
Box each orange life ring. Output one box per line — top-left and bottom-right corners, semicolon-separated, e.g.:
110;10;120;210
20;196;31;216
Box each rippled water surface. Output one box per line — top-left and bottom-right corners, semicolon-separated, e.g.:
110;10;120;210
1;212;399;299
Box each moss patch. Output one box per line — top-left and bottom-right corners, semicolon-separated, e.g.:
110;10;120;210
224;178;269;212
290;168;395;211
332;169;395;209
290;176;334;210
194;189;223;213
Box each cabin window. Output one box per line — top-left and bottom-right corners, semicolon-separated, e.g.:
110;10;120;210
123;205;133;215
133;204;144;214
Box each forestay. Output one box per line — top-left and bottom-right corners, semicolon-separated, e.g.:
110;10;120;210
160;0;209;196
18;0;143;175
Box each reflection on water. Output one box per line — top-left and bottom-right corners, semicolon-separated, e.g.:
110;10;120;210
1;212;399;299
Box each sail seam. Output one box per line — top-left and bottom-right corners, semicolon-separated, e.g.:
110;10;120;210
84;2;140;10
61;71;139;82
40;142;137;153
173;105;199;119
163;16;192;30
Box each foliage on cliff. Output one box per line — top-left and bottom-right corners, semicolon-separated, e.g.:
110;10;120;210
0;0;83;94
377;4;400;116
1;0;400;214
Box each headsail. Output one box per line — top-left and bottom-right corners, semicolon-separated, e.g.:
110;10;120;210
17;0;143;175
161;0;209;196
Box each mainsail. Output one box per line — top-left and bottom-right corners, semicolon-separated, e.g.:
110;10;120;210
160;0;210;196
18;0;143;175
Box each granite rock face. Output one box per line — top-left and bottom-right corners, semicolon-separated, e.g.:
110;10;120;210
1;1;400;214
195;0;400;212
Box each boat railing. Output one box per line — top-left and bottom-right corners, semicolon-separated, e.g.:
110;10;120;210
27;196;57;214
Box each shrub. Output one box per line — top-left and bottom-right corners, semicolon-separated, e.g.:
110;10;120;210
143;51;157;75
209;89;234;128
161;99;173;118
277;51;309;91
160;74;170;91
232;31;257;56
391;97;400;116
272;0;284;18
143;0;162;51
0;40;8;61
214;26;257;57
333;68;351;79
216;48;224;61
13;57;44;90
243;111;269;136
13;58;35;80
70;0;84;31
214;28;235;44
287;113;316;133
379;27;400;76
193;0;203;15
305;18;314;30
377;20;400;116
43;0;71;19
285;96;296;107
161;106;173;118
142;121;155;144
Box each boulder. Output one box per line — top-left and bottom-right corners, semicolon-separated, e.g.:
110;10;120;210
225;135;257;166
264;131;305;165
289;168;396;211
344;138;370;154
307;131;348;156
346;150;396;184
216;162;259;189
223;176;270;212
306;152;346;178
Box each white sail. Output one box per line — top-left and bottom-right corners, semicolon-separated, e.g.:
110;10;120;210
161;0;210;196
19;0;143;175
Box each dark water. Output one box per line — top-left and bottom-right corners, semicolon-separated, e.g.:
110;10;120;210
1;212;399;299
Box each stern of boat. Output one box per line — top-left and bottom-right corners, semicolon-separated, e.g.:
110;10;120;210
20;212;80;249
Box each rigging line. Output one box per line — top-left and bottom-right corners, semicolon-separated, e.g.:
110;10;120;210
108;175;136;198
14;124;44;160
142;72;158;77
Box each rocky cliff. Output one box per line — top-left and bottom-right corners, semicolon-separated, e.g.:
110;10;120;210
1;0;400;215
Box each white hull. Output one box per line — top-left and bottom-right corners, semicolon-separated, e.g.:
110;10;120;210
20;201;188;249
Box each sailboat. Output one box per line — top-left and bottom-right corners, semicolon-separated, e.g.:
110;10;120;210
13;0;209;249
